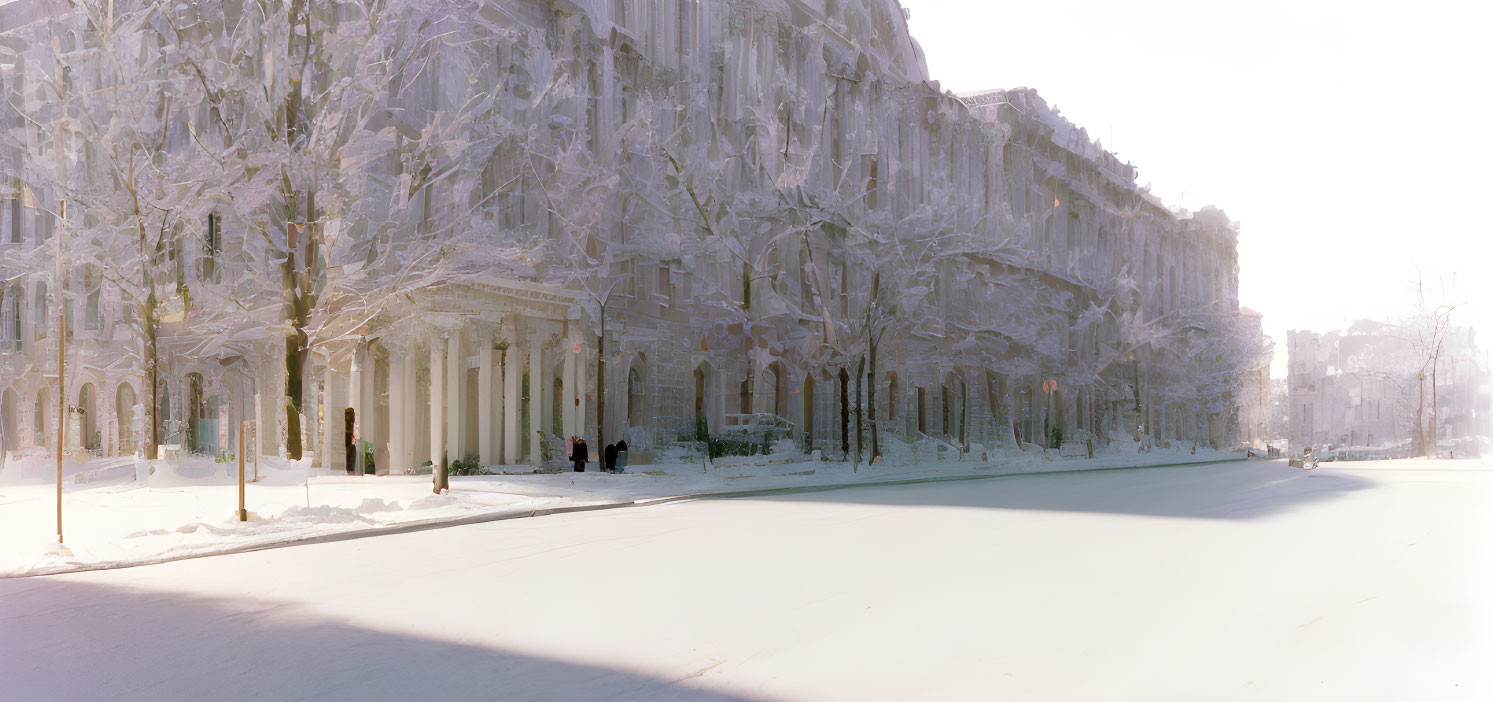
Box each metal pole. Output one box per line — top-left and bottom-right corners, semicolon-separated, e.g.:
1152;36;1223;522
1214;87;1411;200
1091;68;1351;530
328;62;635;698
238;421;247;521
56;199;65;544
57;296;64;543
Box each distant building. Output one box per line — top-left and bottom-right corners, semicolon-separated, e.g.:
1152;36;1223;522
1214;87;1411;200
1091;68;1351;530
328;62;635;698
1287;320;1488;455
1236;308;1272;447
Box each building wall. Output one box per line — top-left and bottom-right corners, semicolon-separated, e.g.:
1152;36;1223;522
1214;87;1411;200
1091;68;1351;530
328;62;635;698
1;0;1251;468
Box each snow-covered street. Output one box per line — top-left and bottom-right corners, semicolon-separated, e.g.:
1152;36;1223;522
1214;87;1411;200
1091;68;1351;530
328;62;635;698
0;444;1237;577
3;458;1490;701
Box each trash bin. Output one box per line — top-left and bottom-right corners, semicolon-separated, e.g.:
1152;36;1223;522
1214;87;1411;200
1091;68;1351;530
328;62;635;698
616;450;628;473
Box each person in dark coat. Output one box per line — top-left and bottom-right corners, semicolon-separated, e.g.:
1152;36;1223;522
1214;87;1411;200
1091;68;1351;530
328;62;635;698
615;439;629;473
604;443;618;473
570;437;588;472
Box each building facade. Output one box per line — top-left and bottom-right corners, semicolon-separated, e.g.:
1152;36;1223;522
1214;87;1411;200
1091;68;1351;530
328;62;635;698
1287;320;1488;456
1;0;1252;472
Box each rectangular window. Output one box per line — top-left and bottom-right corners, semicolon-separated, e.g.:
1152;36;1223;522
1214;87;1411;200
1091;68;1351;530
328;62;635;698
838;262;850;318
800;250;813;308
85;289;100;331
1;196;19;244
2;284;18;349
33;283;46;340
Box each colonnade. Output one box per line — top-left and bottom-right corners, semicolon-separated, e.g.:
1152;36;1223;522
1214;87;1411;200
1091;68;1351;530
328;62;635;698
320;310;586;474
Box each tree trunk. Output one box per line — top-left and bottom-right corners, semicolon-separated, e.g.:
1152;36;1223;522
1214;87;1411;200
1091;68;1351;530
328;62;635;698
596;314;605;457
284;332;304;459
838;367;849;458
143;306;158;460
854;357;865;468
868;340;878;465
1430;350;1440;459
1413;374;1425;457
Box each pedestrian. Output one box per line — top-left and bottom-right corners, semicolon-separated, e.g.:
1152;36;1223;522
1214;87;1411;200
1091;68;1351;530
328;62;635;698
604;443;618;473
615;438;629;473
571;437;588;473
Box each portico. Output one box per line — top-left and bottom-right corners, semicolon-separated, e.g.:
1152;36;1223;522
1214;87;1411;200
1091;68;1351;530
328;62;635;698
316;281;584;475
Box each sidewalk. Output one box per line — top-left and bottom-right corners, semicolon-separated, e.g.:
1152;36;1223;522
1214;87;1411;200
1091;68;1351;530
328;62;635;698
1;444;1247;578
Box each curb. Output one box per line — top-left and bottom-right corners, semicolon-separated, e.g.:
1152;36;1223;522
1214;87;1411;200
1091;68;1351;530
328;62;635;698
9;456;1247;579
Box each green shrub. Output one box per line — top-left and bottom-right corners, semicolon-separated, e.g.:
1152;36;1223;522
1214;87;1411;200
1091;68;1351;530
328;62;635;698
1049;425;1063;449
449;457;483;476
706;436;756;459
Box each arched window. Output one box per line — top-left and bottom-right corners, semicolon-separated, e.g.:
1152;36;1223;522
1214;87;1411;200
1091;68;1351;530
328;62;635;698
767;361;787;418
1;388;18;455
627;367;643;427
34;388;50;448
2;283;20;349
739;376;752;415
116;383;137;456
885;372;899;422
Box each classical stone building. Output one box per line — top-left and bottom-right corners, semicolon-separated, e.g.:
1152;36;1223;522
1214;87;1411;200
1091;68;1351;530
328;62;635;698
1;0;1251;473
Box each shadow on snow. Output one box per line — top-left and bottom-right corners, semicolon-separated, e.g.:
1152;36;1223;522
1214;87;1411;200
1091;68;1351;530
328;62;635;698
710;461;1376;520
0;580;770;702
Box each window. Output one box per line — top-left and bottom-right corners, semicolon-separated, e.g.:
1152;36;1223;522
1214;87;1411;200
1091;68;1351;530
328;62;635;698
741;262;751;310
886;372;899;422
618;259;635;297
1;194;20;244
657;265;671;302
2;283;20;349
838;262;848;318
199;213;222;282
799;248;814;308
628;368;644;427
85;287;100;331
33;282;46;340
917;387;926;435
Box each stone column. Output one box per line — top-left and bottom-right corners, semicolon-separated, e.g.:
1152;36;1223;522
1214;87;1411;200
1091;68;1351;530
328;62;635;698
445;328;461;463
320;364;335;468
562;328;577;440
349;345;365;473
575;346;588;441
479;338;494;466
388;350;406;475
401;348;416;471
254;383;265;464
429;339;445;469
503;325;520;465
360;343;375;471
529;335;542;466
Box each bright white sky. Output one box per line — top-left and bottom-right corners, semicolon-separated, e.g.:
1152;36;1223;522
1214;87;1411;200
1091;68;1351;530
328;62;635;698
906;0;1493;376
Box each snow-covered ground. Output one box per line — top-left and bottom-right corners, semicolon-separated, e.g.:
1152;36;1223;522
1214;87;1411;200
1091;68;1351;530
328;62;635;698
1;457;1488;701
0;442;1238;577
